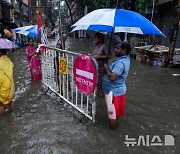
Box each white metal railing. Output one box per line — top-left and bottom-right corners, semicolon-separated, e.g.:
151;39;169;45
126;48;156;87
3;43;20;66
41;46;97;122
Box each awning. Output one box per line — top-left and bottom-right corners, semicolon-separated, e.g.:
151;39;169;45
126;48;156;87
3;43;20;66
3;21;18;29
22;0;28;5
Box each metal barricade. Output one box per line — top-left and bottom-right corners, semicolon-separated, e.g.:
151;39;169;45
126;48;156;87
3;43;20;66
41;46;97;122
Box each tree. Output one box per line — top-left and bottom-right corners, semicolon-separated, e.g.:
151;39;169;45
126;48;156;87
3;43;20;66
64;0;119;26
135;0;147;15
64;0;74;24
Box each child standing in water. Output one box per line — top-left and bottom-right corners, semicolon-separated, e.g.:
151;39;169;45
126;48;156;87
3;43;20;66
26;39;42;80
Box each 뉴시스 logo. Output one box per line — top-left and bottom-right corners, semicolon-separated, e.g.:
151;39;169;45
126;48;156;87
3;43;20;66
124;135;174;147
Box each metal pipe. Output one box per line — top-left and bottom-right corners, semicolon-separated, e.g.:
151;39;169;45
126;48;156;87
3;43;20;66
46;46;80;56
151;0;155;22
58;0;65;50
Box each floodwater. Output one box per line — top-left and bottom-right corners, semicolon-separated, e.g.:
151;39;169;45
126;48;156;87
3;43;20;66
0;36;180;154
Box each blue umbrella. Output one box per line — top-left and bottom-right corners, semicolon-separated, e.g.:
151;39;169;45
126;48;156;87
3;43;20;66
14;25;38;38
72;9;165;36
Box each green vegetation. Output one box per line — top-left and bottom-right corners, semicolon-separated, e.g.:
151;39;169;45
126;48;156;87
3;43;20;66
135;0;147;15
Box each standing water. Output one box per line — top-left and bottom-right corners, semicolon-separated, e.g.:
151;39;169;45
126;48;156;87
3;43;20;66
0;37;180;153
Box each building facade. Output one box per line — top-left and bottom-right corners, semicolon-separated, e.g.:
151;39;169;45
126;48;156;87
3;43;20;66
0;0;29;37
119;0;179;48
13;0;29;27
0;0;14;36
146;0;180;48
28;0;53;27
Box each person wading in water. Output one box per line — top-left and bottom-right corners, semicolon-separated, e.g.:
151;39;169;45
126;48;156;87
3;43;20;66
102;42;131;129
0;49;15;114
26;39;42;81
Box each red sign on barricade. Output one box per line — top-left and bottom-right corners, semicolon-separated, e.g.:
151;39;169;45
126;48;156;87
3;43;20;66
73;55;97;94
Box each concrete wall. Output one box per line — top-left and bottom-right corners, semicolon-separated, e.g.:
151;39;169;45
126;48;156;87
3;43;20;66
154;2;180;48
176;24;180;48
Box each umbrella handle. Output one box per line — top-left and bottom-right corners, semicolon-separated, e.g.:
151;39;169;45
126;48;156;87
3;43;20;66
107;32;113;64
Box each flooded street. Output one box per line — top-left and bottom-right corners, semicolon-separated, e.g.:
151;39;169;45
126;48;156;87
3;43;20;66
0;36;180;154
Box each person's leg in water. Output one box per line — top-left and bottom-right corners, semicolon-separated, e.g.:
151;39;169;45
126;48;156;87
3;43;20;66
97;67;104;96
0;103;5;115
108;94;126;130
97;85;103;96
9;101;14;111
109;119;118;130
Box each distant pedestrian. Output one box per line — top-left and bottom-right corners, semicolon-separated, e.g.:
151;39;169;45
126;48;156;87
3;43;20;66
56;31;67;49
0;49;15;114
93;32;111;94
26;39;42;80
102;42;131;129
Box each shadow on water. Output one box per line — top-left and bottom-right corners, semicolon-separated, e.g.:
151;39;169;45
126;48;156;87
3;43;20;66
0;37;180;153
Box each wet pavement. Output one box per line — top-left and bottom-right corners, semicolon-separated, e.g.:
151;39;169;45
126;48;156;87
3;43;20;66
0;36;180;154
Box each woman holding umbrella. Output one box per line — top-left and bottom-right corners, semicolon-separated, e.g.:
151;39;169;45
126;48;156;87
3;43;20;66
93;32;112;94
0;38;18;114
26;39;42;80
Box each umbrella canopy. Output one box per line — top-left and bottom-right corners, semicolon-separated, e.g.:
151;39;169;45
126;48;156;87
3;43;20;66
14;25;38;38
0;38;19;49
72;9;165;36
